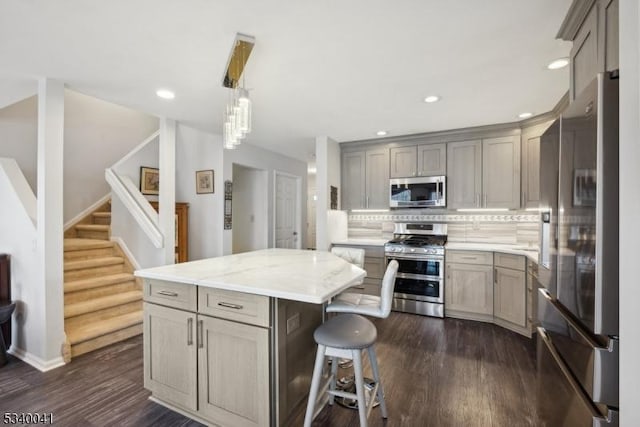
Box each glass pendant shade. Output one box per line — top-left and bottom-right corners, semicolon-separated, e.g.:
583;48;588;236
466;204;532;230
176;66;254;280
237;88;252;134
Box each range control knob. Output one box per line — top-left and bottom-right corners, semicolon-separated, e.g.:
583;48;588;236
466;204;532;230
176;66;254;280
410;248;416;253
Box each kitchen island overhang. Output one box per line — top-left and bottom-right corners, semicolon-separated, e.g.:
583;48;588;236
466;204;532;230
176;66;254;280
135;248;366;427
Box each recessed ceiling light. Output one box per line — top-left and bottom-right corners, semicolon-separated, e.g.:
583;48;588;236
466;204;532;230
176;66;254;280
156;89;175;99
376;130;387;136
547;58;569;70
424;95;440;103
519;112;533;119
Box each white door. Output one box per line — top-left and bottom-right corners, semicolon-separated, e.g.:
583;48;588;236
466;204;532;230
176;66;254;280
275;173;300;249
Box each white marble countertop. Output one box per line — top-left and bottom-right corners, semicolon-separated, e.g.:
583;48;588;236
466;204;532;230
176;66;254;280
332;238;389;247
445;242;539;263
134;248;366;304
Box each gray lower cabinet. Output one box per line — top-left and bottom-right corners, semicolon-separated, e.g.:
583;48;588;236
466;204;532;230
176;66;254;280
445;251;494;319
144;302;198;411
332;243;385;295
143;280;321;427
445;251;532;337
144;302;269;427
493;253;528;334
198;316;269;426
341;148;389;210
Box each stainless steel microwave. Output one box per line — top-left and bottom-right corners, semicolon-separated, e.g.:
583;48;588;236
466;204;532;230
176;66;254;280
389;176;446;208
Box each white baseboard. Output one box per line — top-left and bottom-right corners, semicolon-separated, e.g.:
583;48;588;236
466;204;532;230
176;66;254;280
64;193;111;231
110;236;141;270
8;346;66;372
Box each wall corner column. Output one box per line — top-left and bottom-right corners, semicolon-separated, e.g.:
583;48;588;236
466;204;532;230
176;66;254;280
159;118;176;264
36;78;66;365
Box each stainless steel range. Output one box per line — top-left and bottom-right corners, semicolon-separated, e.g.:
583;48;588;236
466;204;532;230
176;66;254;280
384;223;447;318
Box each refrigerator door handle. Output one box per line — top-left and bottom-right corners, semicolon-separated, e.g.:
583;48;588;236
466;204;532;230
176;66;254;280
538;327;608;422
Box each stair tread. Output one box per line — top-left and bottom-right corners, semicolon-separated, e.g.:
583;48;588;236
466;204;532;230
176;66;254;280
65;256;124;271
65;273;135;293
67;311;142;344
64;290;142;318
75;224;110;231
64;238;114;251
92;212;112;217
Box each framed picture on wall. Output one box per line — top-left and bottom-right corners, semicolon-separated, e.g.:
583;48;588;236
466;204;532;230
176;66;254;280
196;170;214;194
140;167;159;195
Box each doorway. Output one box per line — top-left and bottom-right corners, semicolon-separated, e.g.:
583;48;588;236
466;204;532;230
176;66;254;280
274;171;302;249
232;164;268;254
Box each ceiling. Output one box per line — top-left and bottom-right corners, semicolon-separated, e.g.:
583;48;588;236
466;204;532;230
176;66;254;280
0;0;572;162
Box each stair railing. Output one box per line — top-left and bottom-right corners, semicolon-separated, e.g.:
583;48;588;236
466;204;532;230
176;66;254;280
0;158;37;227
105;130;163;248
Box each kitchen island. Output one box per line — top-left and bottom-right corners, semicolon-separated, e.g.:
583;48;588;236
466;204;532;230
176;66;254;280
134;248;366;427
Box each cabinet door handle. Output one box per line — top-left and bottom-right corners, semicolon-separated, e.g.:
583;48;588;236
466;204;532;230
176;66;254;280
352;286;366;290
366;196;370;208
187;318;193;346
218;302;244;310
157;290;179;297
494;268;498;284
484;194;488;207
197;320;204;349
523;191;527;206
475;193;480;207
460;256;477;260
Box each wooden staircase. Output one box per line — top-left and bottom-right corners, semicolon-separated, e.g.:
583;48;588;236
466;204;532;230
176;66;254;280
63;201;142;361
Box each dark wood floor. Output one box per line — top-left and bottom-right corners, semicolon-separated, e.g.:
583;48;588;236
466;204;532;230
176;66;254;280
0;313;537;427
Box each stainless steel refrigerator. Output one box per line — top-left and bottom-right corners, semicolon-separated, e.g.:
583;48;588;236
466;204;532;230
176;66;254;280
537;72;619;426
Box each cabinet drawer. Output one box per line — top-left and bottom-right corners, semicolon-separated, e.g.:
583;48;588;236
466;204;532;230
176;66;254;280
198;287;270;328
446;250;493;265
144;279;197;311
494;253;525;271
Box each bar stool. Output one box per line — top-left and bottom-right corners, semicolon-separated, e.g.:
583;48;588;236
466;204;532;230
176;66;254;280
303;313;387;427
0;300;15;367
326;259;398;409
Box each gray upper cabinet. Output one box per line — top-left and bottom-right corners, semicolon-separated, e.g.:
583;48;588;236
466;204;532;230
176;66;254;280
390;143;446;178
342;148;389;210
447;140;482;209
483;136;521;209
366;148;390;209
447;136;520;209
341;151;366;210
389;146;417;178
418;143;447;176
563;0;619;101
521;120;553;209
521;136;541;209
570;4;598;100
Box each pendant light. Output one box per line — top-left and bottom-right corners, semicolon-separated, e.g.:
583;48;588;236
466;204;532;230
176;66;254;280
222;34;254;149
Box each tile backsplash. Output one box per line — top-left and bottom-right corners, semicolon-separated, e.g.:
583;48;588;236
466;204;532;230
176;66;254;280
348;212;540;246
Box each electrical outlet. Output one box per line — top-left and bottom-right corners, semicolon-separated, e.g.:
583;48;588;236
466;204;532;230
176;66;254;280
286;312;300;335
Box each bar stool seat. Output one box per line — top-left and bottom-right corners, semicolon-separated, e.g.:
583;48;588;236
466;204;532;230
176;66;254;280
304;313;387;427
0;300;15;367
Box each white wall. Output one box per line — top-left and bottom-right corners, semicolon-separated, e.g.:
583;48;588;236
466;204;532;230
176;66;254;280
0;159;42;367
315;136;341;251
619;1;640;424
222;142;307;255
307;172;316;249
0;96;38;191
232;165;268;254
0;90;159;223
113;135;160;200
175;124;224;260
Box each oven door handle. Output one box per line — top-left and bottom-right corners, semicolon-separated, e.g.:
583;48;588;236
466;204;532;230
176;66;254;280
386;254;444;261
